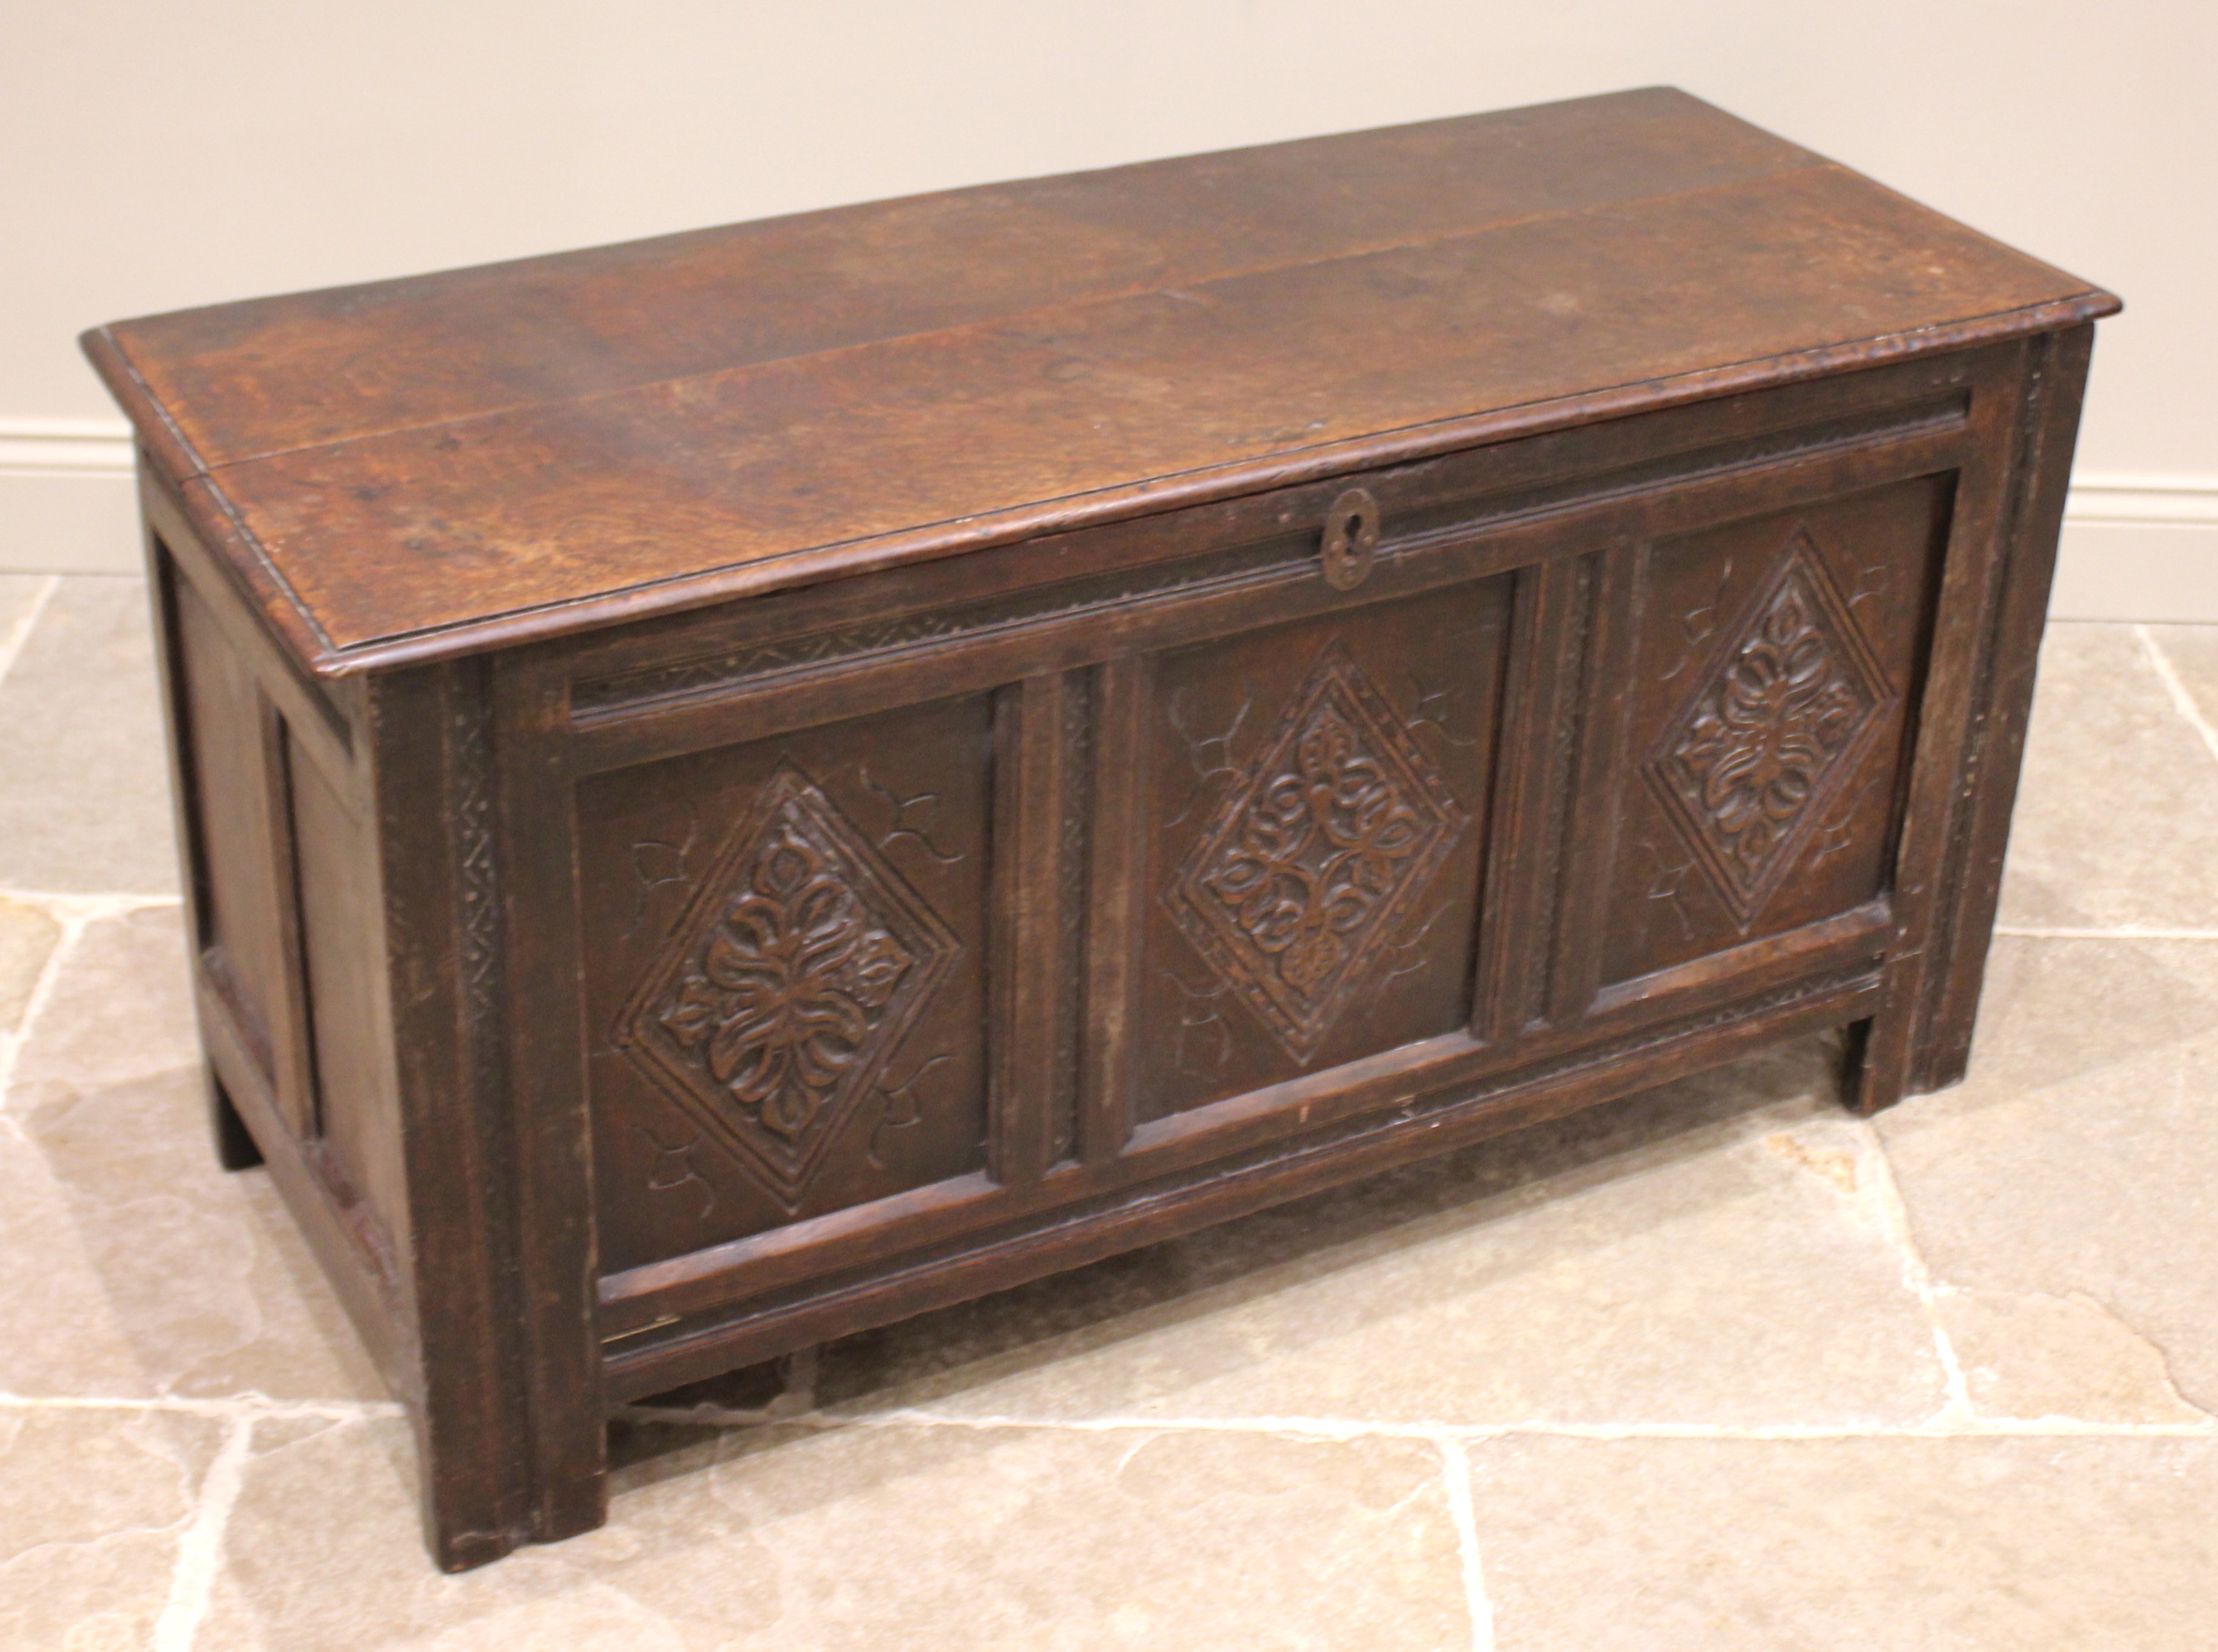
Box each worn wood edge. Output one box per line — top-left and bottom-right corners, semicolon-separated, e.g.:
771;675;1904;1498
1907;324;2096;1093
602;969;1879;1398
1589;899;1891;1021
138;470;359;777
114;293;2114;683
153;461;343;677
84;325;340;673
478;351;1987;703
79;325;209;485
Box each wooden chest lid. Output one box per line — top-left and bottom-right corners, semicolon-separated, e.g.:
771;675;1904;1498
85;87;2117;677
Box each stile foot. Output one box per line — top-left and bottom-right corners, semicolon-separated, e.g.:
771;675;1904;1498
208;1065;263;1170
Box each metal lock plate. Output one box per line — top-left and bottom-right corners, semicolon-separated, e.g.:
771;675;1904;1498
1322;488;1380;590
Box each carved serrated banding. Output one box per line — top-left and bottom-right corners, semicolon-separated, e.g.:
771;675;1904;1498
1165;646;1468;1064
1529;555;1595;1025
449;680;501;1024
1051;673;1093;1162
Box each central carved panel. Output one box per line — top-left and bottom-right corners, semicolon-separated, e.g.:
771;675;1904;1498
1645;528;1894;930
618;762;957;1208
1166;645;1469;1063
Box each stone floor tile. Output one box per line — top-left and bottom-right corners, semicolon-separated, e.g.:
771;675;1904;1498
0;1113;156;1397
786;1039;1945;1429
0;1405;224;1651
200;1413;1469;1650
1935;1287;2208;1424
0;902;381;1400
0;575;177;896
0;1065;387;1403
10;905;196;1096
1996;622;2218;930
0;895;61;1035
1462;1434;2218;1650
0;573;53;663
2143;623;2218;738
1876;936;2218;1420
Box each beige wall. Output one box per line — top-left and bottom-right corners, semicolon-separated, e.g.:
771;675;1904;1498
4;1;2211;610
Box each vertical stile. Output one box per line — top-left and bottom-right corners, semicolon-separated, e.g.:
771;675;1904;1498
1079;654;1153;1162
1848;343;2039;1109
1545;541;1644;1026
482;654;609;1542
260;702;322;1141
1471;558;1578;1046
988;673;1080;1184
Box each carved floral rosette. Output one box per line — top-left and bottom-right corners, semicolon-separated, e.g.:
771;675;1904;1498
1166;645;1469;1062
618;763;957;1208
1645;528;1897;928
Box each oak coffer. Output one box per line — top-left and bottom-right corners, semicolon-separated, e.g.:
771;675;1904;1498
84;87;2117;1569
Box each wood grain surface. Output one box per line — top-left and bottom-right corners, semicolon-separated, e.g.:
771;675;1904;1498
85;88;2114;674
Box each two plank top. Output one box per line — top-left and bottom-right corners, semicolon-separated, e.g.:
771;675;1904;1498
85;87;2117;677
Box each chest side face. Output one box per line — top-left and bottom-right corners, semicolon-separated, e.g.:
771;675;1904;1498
482;342;2023;1367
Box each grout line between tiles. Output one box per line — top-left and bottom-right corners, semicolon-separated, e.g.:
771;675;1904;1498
0;1392;403;1421
1433;1435;1497;1652
0;891;182;1108
153;1415;252;1652
0;891;188;1104
0;575;59;691
620;1403;2217;1443
1852;1117;1974;1426
2136;623;2218;771
0;889;182;916
1995;925;2218;940
0;905;95;1106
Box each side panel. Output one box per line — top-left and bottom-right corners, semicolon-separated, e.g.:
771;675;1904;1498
140;473;414;1386
173;576;308;1130
290;741;412;1265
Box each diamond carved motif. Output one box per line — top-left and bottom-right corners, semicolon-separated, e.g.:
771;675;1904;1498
1166;646;1468;1064
1645;529;1896;930
618;763;957;1209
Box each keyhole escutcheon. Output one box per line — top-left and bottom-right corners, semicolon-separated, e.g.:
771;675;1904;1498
1322;488;1379;592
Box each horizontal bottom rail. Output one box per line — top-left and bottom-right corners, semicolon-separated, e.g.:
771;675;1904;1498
603;967;1879;1403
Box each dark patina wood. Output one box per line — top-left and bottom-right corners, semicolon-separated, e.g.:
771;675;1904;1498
85;87;2115;1569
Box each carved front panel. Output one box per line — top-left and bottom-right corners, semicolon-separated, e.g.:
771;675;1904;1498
1134;580;1512;1120
1165;646;1470;1062
1644;531;1895;928
578;697;992;1272
1599;477;1952;985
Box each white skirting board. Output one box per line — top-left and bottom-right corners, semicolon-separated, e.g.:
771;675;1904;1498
0;421;143;576
4;419;2216;620
2045;478;2218;622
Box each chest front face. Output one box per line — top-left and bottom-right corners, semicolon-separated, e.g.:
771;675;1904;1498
478;340;2018;1380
